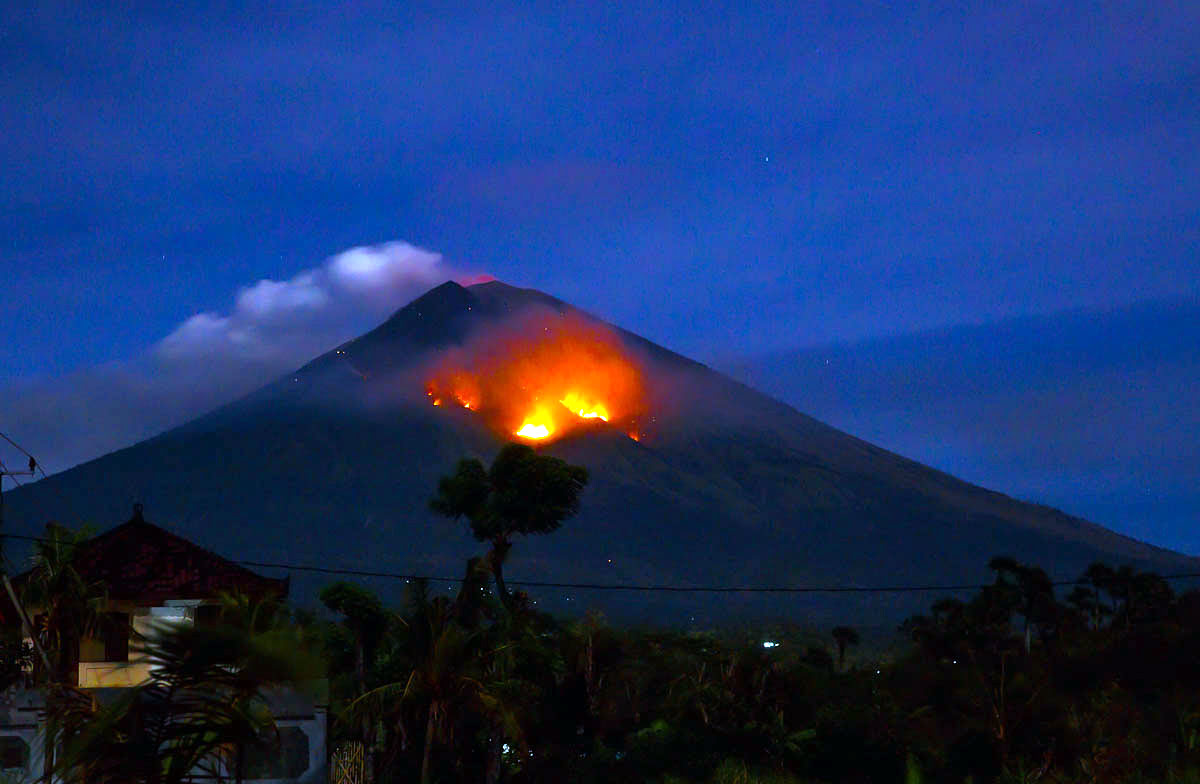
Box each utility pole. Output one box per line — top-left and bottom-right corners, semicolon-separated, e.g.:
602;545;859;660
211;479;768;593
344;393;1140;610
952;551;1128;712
0;456;53;672
0;456;37;561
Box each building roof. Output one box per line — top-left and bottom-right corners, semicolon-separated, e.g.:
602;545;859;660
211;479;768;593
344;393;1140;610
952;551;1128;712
18;505;288;605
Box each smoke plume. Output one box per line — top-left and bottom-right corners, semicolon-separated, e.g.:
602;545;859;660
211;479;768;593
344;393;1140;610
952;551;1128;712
3;242;474;474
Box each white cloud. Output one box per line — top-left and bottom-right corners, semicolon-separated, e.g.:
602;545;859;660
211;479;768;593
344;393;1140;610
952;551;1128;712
158;312;231;356
4;240;478;474
156;241;458;363
236;273;329;320
328;242;444;295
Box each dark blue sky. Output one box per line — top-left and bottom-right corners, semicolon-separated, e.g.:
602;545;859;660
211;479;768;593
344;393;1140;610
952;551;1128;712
2;2;1197;550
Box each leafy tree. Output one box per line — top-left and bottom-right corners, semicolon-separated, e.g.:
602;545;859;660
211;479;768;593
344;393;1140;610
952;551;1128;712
431;443;588;609
987;556;1054;653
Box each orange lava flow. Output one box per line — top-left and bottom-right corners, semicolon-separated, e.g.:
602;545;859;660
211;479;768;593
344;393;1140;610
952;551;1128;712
424;312;646;442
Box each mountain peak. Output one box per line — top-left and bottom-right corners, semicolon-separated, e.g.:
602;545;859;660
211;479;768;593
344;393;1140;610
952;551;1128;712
6;280;1195;624
467;279;566;313
385;279;473;321
348;279;574;367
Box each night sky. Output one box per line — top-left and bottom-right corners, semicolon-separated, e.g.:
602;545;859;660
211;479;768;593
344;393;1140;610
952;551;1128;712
2;3;1197;551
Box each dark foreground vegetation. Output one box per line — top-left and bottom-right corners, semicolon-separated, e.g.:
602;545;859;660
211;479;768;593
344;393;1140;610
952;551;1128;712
4;445;1199;782
316;555;1200;784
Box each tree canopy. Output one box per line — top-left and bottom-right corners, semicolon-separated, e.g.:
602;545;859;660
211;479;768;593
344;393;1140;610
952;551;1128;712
431;443;588;607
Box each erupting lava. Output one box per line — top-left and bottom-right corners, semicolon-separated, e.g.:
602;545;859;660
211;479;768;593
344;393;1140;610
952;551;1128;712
424;311;647;442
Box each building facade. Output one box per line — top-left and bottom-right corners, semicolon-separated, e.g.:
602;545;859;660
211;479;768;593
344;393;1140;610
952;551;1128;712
0;505;327;783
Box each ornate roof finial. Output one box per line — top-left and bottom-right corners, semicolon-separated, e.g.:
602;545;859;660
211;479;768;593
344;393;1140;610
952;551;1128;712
132;503;145;522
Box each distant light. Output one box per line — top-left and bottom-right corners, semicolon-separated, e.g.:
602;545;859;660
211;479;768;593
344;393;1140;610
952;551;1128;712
762;641;779;649
876;669;882;675
502;743;511;754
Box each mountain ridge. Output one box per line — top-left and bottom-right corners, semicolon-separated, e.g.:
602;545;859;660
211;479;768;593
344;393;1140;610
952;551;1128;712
5;280;1194;622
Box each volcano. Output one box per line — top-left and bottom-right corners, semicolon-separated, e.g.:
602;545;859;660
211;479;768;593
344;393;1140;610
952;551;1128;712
5;281;1196;623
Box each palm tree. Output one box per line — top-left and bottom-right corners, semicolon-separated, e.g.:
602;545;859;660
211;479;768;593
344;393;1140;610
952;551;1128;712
21;524;107;686
431;443;588;610
831;626;860;671
342;586;487;784
45;615;320;783
320;582;389;782
320;582;387;699
1065;584;1107;631
338;560;558;784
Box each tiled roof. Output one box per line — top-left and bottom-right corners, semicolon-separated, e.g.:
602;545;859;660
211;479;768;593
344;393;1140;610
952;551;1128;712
20;505;288;605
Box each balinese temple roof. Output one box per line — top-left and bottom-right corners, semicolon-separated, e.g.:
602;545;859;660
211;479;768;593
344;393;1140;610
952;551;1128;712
16;504;288;605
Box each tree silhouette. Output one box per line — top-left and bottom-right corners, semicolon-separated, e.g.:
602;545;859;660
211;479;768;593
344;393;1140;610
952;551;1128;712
988;556;1053;653
431;443;588;609
320;581;389;782
341;578;498;784
831;626;860;671
22;524;107;686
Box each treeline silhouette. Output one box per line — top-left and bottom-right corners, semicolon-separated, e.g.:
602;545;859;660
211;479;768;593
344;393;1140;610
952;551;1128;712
11;538;1199;783
310;552;1200;784
5;446;1199;783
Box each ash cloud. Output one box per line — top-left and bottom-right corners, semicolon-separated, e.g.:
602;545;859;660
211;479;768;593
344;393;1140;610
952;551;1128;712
3;242;475;474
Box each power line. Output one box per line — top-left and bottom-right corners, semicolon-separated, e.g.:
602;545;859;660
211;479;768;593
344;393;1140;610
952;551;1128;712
0;458;28;489
2;532;1199;595
232;560;1200;593
0;432;47;480
2;436;1197;596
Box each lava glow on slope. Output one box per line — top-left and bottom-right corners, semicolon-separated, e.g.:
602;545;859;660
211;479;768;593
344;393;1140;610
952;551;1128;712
424;312;646;442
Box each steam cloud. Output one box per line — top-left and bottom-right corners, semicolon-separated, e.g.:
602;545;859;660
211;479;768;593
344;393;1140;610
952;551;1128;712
4;242;474;474
157;242;450;362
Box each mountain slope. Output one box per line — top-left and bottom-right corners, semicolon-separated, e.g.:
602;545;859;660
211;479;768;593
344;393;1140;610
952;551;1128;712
5;281;1195;623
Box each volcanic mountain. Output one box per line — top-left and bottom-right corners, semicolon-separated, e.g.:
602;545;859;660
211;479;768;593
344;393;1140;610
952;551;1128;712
5;281;1196;623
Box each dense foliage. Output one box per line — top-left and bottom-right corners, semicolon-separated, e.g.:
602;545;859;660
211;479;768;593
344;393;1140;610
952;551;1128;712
7;450;1200;783
316;556;1200;784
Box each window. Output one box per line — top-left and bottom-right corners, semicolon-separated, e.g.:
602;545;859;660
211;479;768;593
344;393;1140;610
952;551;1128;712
0;736;28;771
104;612;130;662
